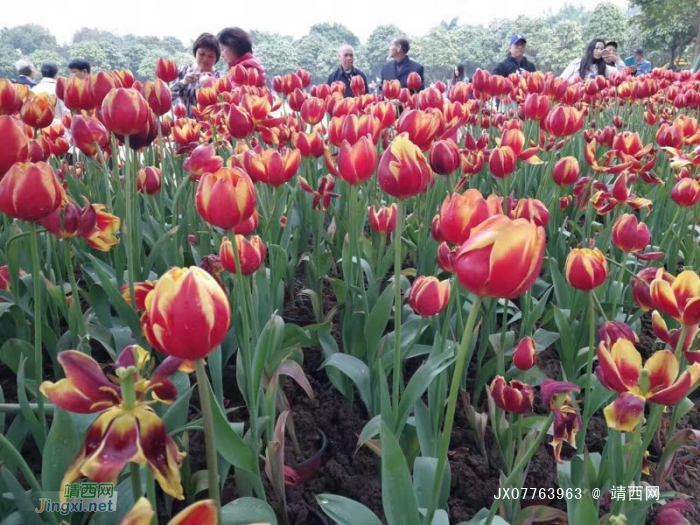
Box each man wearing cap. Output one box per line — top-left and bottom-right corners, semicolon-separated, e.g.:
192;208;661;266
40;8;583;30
603;41;626;70
492;35;537;77
631;49;652;76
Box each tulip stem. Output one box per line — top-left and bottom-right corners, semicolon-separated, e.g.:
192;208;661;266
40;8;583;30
484;412;555;524
392;199;405;412
581;291;598;441
63;240;88;352
124;135;137;308
28;222;46;434
146;470;157;525
195;358;221;513
129;463;142;503
424;295;482;525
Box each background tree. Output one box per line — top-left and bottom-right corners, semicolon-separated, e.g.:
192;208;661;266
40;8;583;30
584;3;630;51
252;31;300;79
0;42;19;78
412;26;460;83
360;24;403;80
537;20;586;73
0;24;57;55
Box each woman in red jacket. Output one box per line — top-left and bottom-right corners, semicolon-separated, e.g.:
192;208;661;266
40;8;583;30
217;27;266;87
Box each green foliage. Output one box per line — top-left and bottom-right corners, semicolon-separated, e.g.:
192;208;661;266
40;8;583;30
0;24;57;55
360;24;403;80
68;40;125;73
584;3;629;49
251;31;300;79
28;48;70;76
0;42;20;78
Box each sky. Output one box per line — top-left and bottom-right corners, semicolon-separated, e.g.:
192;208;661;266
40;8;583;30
5;0;629;44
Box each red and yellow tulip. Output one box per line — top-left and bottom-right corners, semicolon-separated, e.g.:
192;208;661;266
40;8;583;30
408;276;450;317
564;247;608;291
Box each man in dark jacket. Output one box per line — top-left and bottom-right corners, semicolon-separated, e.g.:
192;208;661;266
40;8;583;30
492;35;537;77
327;45;368;97
380;36;424;92
12;59;37;87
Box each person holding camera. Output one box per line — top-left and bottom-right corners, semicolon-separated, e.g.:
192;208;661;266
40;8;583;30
171;32;221;116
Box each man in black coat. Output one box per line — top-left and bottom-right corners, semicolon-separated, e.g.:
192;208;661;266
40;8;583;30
492;35;537;77
327;45;368;97
380;36;424;92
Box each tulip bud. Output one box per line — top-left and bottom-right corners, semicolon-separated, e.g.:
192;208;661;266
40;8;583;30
141;79;172;116
377;133;432;199
396;109;442;151
490;376;534;414
451;215;545;298
0;116;29;176
544;106;584;137
120;281;155;311
219;235;266;275
183;144;223;181
671;178;700;207
513;336;536;370
101;88;150;136
408;276;450;317
368;203;397;234
407;72;422;91
227;105;254;139
295;131;325;158
142;266;231;359
436;242;454;273
350;75;365;96
552;156;580;186
429;139;461;175
195;167;256;229
336;136;377;185
382;80;401;100
598;321;639;346
0;79;20;115
611;214;651;253
0;162;63;221
233;209;259;236
136;166;162;195
509;198;550;227
565;247;608;291
300;97;325;126
155;57;179;83
71;115;110;157
488;146;517;178
20;93;55;129
434;190;493;245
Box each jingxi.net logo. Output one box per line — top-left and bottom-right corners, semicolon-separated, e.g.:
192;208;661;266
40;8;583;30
34;482;118;515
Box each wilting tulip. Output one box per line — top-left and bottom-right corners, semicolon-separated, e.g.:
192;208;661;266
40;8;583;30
513;336;536;370
564;247;608;291
195;167;256;229
650;269;700;326
84;204;120;252
122;497;217;525
451;215;545;298
219;235;266;275
120;281;155;311
597;339;700;432
429;139;461;175
101;88;150;136
433;190;492;245
598;320;639;347
183;144;224;181
509;198;550;227
490;376;534;414
155;57;179;83
377;132;433;199
142;267;231;360
540;379;581;462
0;115;29;175
40;348;186;501
336;136;377;185
40;198;97;239
0;162;63;221
299;175;339;211
71;115;110;157
368;203;397;234
671;177;700;207
611;214;650;253
20;92;55;128
136;166;162;195
408;276;450;317
552;156;580;186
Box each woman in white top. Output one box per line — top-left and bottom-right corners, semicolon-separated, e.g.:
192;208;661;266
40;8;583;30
560;39;617;83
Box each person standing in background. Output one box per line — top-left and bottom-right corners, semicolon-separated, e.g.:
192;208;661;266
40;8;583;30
32;62;68;126
13;59;37;87
381;36;424;92
493;35;537;77
327;44;367;97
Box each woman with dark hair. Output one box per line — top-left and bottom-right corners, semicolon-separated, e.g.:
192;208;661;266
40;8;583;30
171;32;221;115
217;27;266;86
560;39;615;82
450;64;467;85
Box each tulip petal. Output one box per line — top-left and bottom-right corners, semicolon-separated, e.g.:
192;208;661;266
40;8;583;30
672;271;700;314
648;363;700;405
136;406;185;500
121;498;155;525
58;350;121;404
40;378;114;414
682;297;700;326
643;349;679;393
169;499;218;525
603;393;645;432
650;276;682;320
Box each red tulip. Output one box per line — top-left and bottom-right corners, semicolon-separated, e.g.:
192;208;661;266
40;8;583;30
136;166;162;195
101;88;150;136
195;167;256;229
0;162;63;221
219;235;266;275
429;139;461;175
565;247;608;291
490;376;534;414
377;132;432;199
408;276;450;317
0;115;29;175
155;58;179;83
368;203;397;234
513;336;536;370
